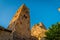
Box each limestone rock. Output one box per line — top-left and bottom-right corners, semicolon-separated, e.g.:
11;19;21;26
0;4;47;40
8;4;31;40
31;22;46;40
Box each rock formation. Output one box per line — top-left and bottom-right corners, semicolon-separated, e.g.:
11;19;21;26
0;4;47;40
31;22;46;40
8;4;31;40
0;4;31;40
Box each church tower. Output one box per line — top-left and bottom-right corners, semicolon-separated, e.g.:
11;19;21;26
8;4;31;40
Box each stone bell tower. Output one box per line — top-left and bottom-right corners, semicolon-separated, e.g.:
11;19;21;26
8;4;31;40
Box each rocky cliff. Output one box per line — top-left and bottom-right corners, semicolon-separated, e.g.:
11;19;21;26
31;22;46;40
8;4;31;40
0;4;47;40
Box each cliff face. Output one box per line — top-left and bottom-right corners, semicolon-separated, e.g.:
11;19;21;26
0;4;47;40
31;22;46;40
0;4;31;40
8;4;31;40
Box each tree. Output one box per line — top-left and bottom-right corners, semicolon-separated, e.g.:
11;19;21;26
45;22;60;40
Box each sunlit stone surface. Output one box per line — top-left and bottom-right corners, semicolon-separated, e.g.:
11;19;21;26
31;22;46;40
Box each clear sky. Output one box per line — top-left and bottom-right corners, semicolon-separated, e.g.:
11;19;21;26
0;0;60;29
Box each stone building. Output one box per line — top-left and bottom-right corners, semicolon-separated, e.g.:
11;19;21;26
0;4;46;40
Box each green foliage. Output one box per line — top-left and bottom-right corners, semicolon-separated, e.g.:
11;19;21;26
45;22;60;40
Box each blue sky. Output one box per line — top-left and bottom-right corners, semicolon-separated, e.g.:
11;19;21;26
0;0;60;29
